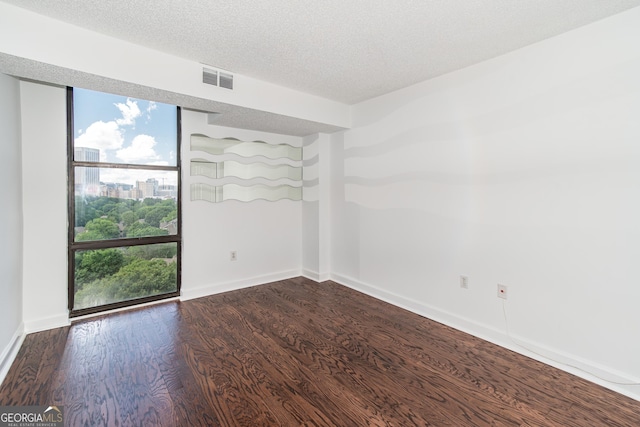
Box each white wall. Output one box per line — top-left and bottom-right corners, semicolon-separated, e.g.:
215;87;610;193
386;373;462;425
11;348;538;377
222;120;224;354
302;135;321;278
330;8;640;399
302;133;331;281
20;81;69;332
180;110;303;300
0;73;24;381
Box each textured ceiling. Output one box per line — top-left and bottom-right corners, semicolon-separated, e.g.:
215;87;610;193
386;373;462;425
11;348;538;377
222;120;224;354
4;0;640;105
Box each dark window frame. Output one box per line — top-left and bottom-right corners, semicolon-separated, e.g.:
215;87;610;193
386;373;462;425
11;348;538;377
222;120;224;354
66;87;182;318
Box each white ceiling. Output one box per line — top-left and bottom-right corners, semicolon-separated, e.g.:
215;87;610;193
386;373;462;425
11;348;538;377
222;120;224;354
5;0;640;105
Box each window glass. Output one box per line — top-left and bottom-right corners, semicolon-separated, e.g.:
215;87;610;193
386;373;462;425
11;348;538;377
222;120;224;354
73;89;177;166
69;88;180;316
73;243;178;310
74;168;178;240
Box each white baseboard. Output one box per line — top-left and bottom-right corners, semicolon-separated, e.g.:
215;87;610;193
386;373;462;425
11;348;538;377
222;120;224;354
330;273;640;402
302;269;320;281
301;269;331;283
0;323;25;386
24;314;70;334
181;269;301;301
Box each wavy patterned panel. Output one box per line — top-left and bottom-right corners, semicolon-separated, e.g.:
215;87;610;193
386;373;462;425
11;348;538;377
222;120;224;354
190;133;302;203
191;134;302;161
190;158;218;179
190;182;221;203
191;183;302;202
191;159;301;181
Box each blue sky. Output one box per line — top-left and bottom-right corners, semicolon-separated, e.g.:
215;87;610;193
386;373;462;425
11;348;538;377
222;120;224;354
73;88;178;185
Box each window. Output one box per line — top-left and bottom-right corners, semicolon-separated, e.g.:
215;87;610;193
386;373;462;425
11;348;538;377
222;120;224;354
67;87;181;317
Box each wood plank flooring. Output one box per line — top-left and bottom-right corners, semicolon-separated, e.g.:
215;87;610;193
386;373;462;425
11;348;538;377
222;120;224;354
1;277;639;426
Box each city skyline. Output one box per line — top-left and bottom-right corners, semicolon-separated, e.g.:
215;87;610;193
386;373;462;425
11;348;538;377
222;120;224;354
74;146;178;200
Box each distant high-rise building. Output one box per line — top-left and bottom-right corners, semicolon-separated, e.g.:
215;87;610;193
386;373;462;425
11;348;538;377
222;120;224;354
136;178;158;199
157;184;177;199
74;147;100;195
147;178;158;194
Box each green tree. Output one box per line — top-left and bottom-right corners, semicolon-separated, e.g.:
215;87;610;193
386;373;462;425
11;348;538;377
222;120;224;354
74;258;176;308
111;258;176;298
76;217;120;241
159;199;176;207
125;222;168;238
162;210;177;223
136;206;153;220
75;249;126;285
75;196;99;227
144;206;174;228
92;197;120;212
121;210;138;227
126;243;177;260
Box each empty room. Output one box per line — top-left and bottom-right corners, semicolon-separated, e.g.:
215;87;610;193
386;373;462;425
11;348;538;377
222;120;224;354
1;1;640;425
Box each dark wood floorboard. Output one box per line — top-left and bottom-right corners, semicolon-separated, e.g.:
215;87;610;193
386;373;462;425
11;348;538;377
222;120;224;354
1;277;639;426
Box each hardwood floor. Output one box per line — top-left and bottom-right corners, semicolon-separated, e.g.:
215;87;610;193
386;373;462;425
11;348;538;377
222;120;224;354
1;277;639;426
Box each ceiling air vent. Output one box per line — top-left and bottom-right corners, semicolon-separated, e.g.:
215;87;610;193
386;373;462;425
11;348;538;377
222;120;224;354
202;68;218;86
219;72;234;90
202;67;233;90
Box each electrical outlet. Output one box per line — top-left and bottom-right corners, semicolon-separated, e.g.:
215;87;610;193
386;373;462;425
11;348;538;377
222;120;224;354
497;284;508;299
230;251;237;261
460;275;469;289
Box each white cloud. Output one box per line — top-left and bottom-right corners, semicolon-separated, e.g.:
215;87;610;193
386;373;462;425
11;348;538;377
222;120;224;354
116;134;160;163
75;120;123;160
146;101;157;120
115;98;141;126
